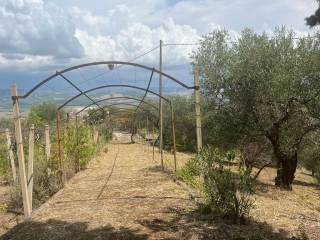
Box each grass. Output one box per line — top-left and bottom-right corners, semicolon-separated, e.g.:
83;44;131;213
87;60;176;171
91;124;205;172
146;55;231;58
167;149;320;239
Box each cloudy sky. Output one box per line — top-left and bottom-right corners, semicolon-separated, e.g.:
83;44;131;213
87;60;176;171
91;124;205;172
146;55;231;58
0;0;318;94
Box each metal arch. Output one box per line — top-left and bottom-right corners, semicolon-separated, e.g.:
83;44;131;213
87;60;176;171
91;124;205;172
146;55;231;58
79;105;159;128
105;107;136;112
108;110;159;129
18;61;198;99
80;105;159;123
57;71;104;112
75;96;159;115
57;84;170;110
135;68;154;112
77;102;154;116
76;101;138;115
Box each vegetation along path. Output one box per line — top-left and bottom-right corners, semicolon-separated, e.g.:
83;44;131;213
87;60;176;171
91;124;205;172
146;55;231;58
1;133;215;240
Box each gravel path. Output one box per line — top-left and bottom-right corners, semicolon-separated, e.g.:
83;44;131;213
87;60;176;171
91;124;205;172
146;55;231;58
1;134;213;240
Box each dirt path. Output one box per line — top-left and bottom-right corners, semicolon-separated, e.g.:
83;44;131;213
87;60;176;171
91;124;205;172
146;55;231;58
1;134;214;240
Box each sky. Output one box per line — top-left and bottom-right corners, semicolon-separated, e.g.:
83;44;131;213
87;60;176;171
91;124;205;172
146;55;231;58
0;0;318;97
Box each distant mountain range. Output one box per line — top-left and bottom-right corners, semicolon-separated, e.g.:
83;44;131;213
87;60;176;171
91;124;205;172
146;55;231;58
0;87;191;113
0;63;193;113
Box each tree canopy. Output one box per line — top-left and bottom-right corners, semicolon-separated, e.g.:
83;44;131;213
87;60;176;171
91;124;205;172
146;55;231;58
306;0;320;27
192;28;320;189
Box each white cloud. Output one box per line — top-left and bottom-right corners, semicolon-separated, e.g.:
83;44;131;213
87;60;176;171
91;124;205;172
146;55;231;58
0;53;53;71
0;0;317;74
167;0;317;33
72;5;200;65
75;30;123;60
0;0;83;58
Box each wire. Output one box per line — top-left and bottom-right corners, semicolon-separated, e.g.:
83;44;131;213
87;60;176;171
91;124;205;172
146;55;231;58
67;45;160;90
164;43;200;46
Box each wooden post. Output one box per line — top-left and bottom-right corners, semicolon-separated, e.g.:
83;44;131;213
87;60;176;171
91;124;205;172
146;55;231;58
45;125;51;162
5;129;17;183
56;111;62;169
75;115;79;145
143;122;146;151
146;116;149;153
170;103;177;172
94;129;99;144
75;115;80;172
11;84;31;218
194;67;203;152
138;121;142;146
159;39;164;169
152;126;155;161
27;124;34;211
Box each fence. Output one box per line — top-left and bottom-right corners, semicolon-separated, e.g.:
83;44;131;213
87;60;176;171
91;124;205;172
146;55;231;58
0;119;107;218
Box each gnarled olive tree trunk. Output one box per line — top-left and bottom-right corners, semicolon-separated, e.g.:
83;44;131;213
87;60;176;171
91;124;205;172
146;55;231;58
267;129;298;190
274;153;298;190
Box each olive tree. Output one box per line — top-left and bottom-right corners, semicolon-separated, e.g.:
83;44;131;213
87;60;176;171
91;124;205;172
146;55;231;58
192;28;320;190
306;0;320;27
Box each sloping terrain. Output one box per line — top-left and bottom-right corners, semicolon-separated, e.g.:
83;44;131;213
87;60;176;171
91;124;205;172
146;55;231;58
1;133;319;239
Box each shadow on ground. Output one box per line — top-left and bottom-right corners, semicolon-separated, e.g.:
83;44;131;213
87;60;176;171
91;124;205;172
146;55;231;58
1;207;305;240
293;179;319;188
136;206;299;240
142;165;174;176
255;178;319;196
0;219;148;240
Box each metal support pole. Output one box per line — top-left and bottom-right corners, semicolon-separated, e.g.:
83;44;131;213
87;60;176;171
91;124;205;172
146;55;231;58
194;67;203;152
45;124;51;162
5;129;17;183
170;103;177;172
27;124;34;211
159;39;164;169
11;84;31;218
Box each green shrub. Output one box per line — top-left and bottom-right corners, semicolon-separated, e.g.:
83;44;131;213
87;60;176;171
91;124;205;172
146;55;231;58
177;157;201;188
0;135;10;176
179;146;255;224
63;124;96;172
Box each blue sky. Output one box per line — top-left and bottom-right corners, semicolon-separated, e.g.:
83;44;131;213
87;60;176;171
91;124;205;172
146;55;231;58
0;0;318;96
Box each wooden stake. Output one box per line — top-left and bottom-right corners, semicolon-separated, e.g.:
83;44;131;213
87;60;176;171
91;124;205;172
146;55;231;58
11;84;31;218
194;67;203;152
152;126;155;161
146;116;149;153
5;129;17;183
75;115;80;172
27;125;34;211
94;128;99;144
56;111;62;169
159;39;164;169
170;103;177;172
45;125;51;162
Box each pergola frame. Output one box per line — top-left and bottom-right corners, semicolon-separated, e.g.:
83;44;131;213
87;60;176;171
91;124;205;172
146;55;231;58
15;61;197;100
10;60;201;218
56;84;175;169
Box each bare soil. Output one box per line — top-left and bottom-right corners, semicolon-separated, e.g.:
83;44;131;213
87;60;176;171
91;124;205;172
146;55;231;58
0;133;319;239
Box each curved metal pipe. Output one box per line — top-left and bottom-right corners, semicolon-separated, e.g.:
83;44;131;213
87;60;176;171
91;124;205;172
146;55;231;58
75;96;158;115
19;61;197;99
58;84;169;110
80;106;159;128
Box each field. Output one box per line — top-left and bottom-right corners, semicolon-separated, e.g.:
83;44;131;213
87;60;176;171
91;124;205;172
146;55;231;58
0;133;319;239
